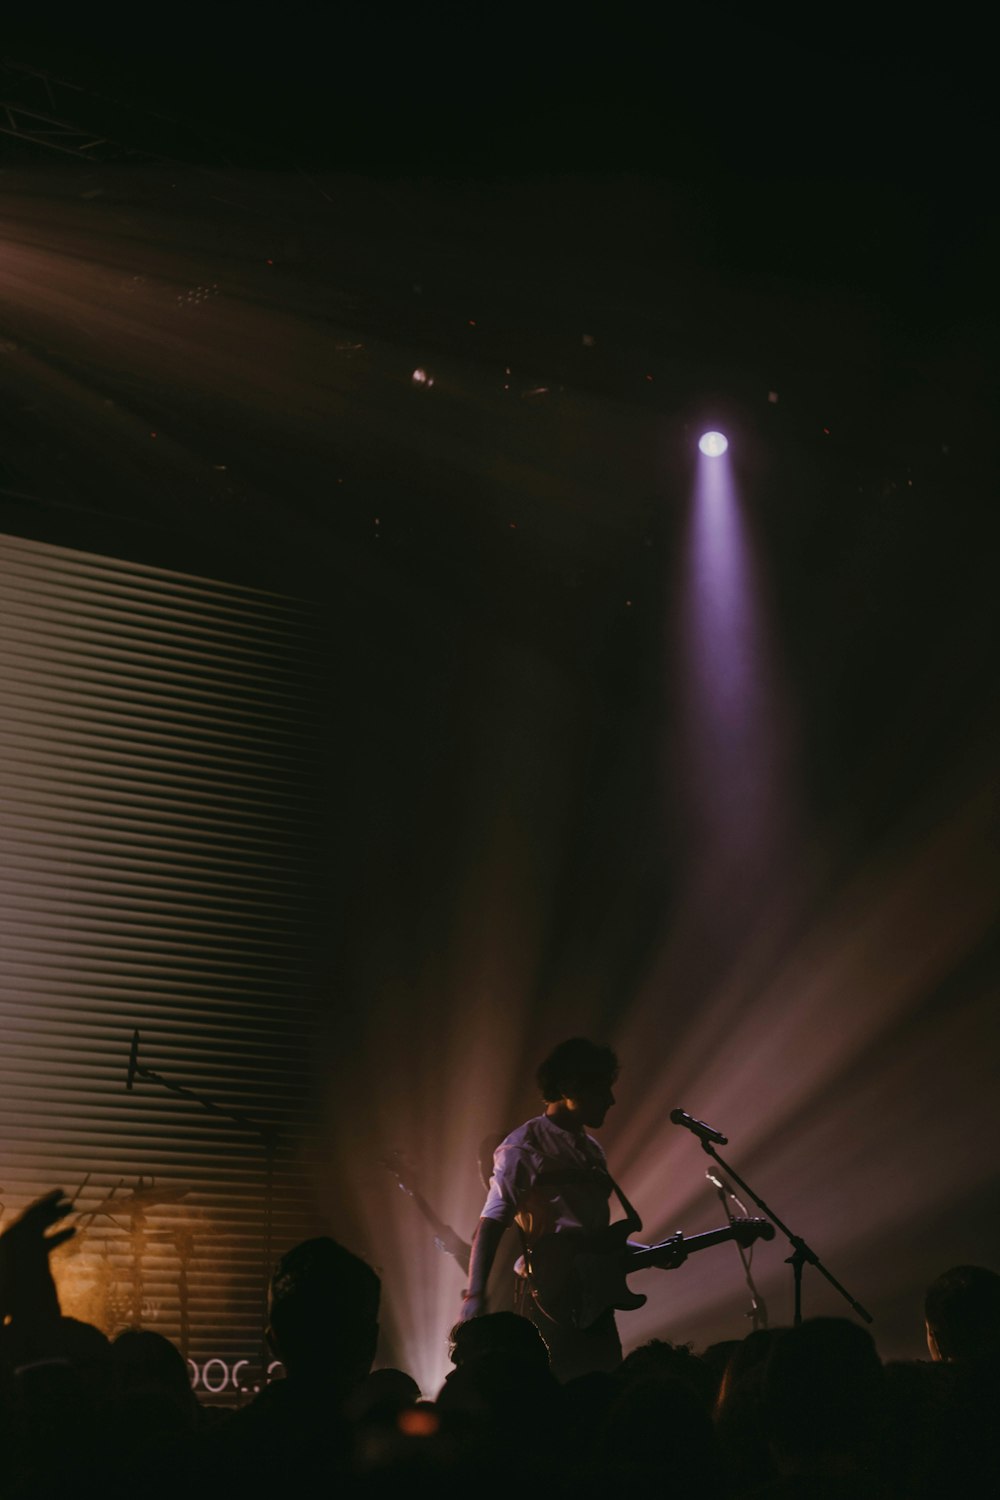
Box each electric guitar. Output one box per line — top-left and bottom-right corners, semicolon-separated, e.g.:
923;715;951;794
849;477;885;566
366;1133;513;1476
383;1150;472;1272
529;1216;775;1330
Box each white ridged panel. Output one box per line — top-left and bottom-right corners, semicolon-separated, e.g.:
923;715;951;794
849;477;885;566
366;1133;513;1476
0;532;324;1400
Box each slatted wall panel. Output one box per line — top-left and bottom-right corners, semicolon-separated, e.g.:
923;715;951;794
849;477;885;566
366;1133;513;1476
0;531;324;1400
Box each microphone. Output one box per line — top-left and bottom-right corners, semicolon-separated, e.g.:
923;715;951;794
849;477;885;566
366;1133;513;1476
127;1030;140;1091
670;1108;728;1145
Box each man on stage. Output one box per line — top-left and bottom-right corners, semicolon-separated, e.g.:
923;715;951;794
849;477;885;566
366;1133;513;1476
459;1037;639;1380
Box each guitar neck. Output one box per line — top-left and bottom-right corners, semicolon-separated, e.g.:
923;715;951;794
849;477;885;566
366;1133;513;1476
529;1216;772;1332
630;1224;751;1272
390;1175;470;1266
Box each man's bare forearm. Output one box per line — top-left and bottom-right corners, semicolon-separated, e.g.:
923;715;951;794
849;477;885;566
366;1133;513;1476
461;1216;506;1317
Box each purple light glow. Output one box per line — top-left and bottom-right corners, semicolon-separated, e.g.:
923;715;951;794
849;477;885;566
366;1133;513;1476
673;439;798;899
698;430;728;457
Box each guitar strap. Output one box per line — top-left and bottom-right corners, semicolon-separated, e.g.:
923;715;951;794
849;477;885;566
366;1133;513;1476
519;1166;644;1303
605;1171;643;1236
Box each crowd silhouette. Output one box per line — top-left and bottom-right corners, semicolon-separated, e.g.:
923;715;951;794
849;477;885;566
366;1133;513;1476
1;1189;997;1497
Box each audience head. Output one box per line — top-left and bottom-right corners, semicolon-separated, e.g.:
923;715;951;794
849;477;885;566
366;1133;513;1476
618;1338;716;1409
345;1365;420;1426
598;1374;721;1491
448;1310;550;1374
440;1313;557;1435
45;1315;111;1364
714;1330;781;1494
924;1264;1000;1362
267;1235;380;1390
763;1318;884;1474
111;1328;197;1417
715;1327;778;1414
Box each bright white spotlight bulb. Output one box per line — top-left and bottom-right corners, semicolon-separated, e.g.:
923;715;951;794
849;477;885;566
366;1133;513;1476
699;431;728;457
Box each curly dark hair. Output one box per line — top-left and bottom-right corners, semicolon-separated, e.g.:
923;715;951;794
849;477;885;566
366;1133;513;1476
536;1037;619;1102
448;1310;550;1371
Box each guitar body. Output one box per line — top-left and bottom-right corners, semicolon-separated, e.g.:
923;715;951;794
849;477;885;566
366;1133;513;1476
529;1216;774;1331
530;1220;647;1330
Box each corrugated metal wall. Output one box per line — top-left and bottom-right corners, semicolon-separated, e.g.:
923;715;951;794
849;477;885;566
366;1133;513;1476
0;531;324;1399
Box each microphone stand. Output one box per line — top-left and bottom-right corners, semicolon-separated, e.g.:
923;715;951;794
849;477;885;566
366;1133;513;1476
708;1170;768;1330
700;1140;872;1328
127;1031;281;1376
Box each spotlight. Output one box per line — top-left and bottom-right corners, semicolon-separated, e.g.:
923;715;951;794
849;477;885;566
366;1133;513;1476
699;431;728;457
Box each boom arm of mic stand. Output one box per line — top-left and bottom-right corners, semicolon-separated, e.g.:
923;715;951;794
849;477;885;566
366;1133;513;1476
132;1062;279;1151
700;1140;872;1326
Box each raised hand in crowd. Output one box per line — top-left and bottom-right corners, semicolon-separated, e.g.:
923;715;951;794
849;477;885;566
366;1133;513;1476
0;1188;75;1357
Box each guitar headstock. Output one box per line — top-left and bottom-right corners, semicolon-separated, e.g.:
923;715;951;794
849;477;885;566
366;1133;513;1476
730;1216;775;1246
381;1148;416;1196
